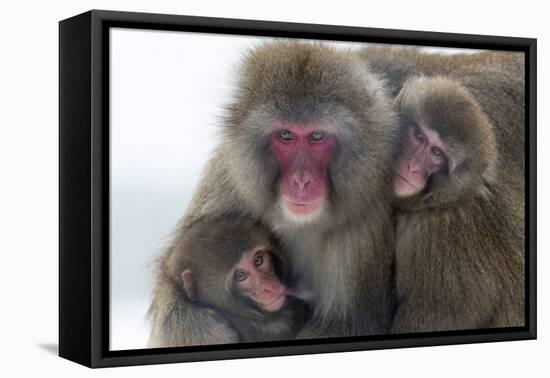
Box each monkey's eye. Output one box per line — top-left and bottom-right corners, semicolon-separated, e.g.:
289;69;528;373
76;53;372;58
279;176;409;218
254;252;264;267
414;128;425;143
431;147;445;158
278;129;294;142
234;269;249;282
309;130;326;142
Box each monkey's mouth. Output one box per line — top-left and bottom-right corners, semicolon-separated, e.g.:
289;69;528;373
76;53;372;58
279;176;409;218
283;198;324;217
395;173;417;188
393;172;423;197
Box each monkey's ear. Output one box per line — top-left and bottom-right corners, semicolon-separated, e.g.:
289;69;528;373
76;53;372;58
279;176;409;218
181;269;196;300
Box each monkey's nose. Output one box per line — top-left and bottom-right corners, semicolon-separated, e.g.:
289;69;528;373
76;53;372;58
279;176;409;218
408;159;421;173
292;173;312;191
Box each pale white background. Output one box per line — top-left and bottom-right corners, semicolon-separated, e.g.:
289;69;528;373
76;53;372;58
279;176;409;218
0;0;547;376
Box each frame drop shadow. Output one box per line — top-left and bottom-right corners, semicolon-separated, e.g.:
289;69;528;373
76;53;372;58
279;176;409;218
38;343;58;356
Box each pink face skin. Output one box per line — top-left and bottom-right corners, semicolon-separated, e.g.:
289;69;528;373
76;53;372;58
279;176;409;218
270;123;336;220
233;248;287;312
393;123;448;197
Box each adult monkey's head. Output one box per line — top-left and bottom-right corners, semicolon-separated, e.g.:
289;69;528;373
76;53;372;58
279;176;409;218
223;42;397;229
392;76;498;210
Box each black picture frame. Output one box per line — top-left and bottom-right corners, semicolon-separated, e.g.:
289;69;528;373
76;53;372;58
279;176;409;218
59;9;537;368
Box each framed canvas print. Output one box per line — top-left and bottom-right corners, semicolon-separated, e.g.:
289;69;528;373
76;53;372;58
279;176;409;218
59;10;537;368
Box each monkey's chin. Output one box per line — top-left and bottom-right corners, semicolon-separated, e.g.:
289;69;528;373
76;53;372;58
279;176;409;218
393;175;422;198
281;197;325;224
261;294;286;313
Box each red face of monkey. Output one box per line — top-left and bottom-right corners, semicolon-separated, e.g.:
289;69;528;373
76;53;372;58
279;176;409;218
271;123;336;222
232;247;286;312
182;246;289;313
393;123;448;197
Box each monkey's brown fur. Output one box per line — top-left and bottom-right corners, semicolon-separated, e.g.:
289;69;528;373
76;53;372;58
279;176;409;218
369;52;525;332
148;215;308;346
149;41;400;342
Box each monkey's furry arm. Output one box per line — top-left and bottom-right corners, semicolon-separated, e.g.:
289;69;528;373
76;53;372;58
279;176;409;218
148;290;239;348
